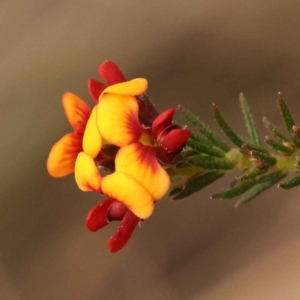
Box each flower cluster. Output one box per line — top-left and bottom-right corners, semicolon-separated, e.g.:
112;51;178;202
47;61;191;252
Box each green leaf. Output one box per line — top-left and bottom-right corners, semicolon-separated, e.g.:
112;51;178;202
279;174;300;189
189;155;235;170
190;133;217;149
262;116;290;142
265;137;295;155
169;187;183;196
239;93;261;146
180;149;199;159
278;93;295;132
237;168;268;182
212;179;256;199
235;171;287;206
213;104;245;147
172;171;224;200
250;150;277;166
242;143;269;154
257;171;285;183
187;139;225;158
181;107;230;151
168;166;201;184
278;93;300;147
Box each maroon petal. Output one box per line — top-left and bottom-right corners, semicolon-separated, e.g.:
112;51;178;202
107;210;140;253
98;61;126;85
85;199;113;232
160;128;192;153
107;201;128;221
88;79;106;103
152;108;177;138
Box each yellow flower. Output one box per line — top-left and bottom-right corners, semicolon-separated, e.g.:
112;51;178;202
96;79;170;219
47;61;192;253
49;78;171;220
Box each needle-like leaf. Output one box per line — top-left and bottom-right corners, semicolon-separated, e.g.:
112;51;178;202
190;155;235;170
212;179;256;199
262;116;290;142
187;139;225;158
213;104;245;147
240;93;261;146
235;171;286;206
181;107;230;151
278;93;300;147
250;150;277;166
172;171;224;200
278;174;300;189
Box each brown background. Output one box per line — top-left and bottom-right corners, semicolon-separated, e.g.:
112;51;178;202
2;1;300;299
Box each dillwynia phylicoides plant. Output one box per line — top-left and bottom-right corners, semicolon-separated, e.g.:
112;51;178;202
47;61;300;253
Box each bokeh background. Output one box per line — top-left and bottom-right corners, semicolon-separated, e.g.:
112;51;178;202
2;1;300;299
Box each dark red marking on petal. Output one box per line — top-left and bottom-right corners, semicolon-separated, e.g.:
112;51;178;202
88;79;106;103
137;99;159;127
98;61;126;86
85;199;113;232
152;108;177;138
107;210;140;253
118;142;160;172
160;129;192;153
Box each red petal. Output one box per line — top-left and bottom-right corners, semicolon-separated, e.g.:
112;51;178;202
107;202;128;221
160;129;192;153
107;210;140;253
152;108;177;139
98;61;126;85
85;199;113;232
88;79;106;103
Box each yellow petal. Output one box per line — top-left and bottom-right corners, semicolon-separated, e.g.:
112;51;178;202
62;92;91;134
101;172;154;219
74;152;101;193
47;132;82;177
115;142;170;200
97;93;143;147
102;78;148;96
82;105;102;158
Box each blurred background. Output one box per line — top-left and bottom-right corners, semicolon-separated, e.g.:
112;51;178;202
2;1;300;299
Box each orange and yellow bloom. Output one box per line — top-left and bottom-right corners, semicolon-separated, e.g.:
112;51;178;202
47;61;191;252
47;93;91;178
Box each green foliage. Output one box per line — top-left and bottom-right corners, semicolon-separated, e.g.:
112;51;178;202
171;171;224;200
239;93;261;146
262;117;290;142
265;137;295;155
250;150;277;167
189;155;235;170
187;137;225;158
171;93;300;206
279;174;300;189
235;168;268;183
234;172;287;207
181;107;230;151
213;104;245;147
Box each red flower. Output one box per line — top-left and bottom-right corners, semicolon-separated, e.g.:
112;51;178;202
152;108;192;154
86;199;140;253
